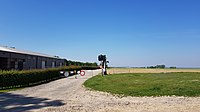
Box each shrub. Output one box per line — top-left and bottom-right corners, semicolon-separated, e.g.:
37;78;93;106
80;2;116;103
170;67;176;69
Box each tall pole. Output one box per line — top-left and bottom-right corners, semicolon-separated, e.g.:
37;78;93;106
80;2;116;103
98;54;108;76
101;61;104;76
103;60;107;75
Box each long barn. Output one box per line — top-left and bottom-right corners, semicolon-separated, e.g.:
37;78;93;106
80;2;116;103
0;46;66;70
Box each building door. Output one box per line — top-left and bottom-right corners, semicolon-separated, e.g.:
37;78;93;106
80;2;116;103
42;61;46;69
18;61;23;70
10;61;15;70
60;62;63;67
0;57;8;70
52;62;55;68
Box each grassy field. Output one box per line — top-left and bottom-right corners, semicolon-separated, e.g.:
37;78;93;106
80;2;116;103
108;68;200;74
84;72;200;97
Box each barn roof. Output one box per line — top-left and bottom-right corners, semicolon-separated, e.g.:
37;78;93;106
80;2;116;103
0;46;62;59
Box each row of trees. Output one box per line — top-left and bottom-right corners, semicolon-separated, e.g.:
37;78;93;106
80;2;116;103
147;65;177;69
65;60;98;66
147;65;166;69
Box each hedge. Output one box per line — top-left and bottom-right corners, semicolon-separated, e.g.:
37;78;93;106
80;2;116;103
0;66;100;90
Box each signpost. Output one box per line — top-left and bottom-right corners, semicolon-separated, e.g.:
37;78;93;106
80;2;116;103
98;54;109;76
80;70;85;76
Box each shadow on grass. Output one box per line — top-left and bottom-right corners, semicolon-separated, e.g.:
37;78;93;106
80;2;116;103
0;92;65;112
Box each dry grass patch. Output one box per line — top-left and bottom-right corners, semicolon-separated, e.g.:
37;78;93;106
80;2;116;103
108;68;200;74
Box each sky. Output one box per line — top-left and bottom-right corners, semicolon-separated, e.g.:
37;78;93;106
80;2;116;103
0;0;200;67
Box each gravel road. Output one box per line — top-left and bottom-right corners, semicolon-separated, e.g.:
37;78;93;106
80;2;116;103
1;69;200;112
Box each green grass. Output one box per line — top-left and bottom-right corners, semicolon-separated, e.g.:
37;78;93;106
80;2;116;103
83;73;200;97
0;88;24;93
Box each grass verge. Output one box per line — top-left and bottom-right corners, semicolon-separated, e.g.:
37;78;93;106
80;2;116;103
83;73;200;97
0;88;24;93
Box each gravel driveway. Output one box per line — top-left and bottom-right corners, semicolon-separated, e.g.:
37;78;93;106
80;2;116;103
0;69;200;112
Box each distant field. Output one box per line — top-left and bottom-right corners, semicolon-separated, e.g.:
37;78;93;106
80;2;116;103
108;68;200;74
84;72;200;97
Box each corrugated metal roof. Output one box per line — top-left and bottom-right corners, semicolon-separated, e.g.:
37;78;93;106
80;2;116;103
0;46;62;59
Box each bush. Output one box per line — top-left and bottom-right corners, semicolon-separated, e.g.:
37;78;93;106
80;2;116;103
0;66;100;90
170;67;176;69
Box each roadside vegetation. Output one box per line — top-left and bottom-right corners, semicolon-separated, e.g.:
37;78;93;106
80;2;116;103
84;72;200;97
0;66;99;92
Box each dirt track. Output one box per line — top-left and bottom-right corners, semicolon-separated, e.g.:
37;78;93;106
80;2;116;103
0;69;200;112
